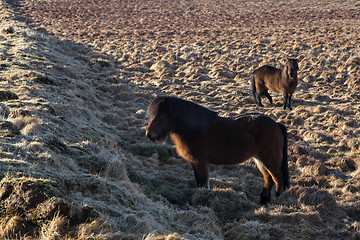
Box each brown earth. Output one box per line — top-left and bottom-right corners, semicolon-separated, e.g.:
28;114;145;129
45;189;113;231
0;0;359;239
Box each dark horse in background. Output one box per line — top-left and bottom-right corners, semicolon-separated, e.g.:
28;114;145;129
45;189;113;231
146;96;289;204
252;58;299;110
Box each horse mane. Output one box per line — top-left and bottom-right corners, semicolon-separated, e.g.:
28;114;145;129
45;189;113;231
148;96;218;135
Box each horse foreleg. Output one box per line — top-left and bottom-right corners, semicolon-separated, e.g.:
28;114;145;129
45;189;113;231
191;163;209;189
282;94;288;110
283;94;293;110
288;94;293;110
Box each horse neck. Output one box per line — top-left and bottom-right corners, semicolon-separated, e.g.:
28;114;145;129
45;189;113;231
170;119;200;138
281;67;288;80
281;67;297;82
170;111;217;138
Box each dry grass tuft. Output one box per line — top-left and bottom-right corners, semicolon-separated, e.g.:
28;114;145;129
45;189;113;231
76;219;113;240
174;209;220;238
27;140;46;153
329;157;357;172
192;188;257;222
9;115;42;135
40;215;68;240
0;215;30;239
21;121;42;135
278;186;336;208
105;157;129;181
251;205;324;226
222;220;286;240
301;162;330;176
350;221;360;232
144;231;184;240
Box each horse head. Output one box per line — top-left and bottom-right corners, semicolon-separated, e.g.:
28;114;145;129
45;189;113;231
146;97;172;142
285;58;299;79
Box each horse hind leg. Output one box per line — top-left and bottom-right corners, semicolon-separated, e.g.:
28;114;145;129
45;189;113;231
256;94;263;107
273;173;285;197
254;159;274;205
257;94;264;107
252;90;263;107
252;77;264;107
263;91;273;104
261;158;285;198
251;76;257;102
261;170;274;205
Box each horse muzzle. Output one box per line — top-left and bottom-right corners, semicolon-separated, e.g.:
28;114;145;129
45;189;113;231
146;132;156;142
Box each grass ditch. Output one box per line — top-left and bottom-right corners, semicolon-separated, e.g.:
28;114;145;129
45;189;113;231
126;164;195;205
121;140;177;163
122;140;195;205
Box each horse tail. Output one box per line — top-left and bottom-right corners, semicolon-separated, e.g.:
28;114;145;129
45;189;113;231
279;123;289;189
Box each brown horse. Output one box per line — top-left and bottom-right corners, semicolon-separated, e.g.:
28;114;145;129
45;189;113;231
252;58;299;110
146;96;289;204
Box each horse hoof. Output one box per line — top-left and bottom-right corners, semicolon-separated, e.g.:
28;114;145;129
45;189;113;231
260;195;271;205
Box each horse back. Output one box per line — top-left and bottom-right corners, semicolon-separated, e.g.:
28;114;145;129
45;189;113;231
206;114;283;165
253;65;283;93
169;113;284;167
235;113;284;150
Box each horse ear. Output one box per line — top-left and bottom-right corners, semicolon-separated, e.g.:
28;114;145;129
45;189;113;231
160;97;170;115
162;97;168;105
294;59;299;69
